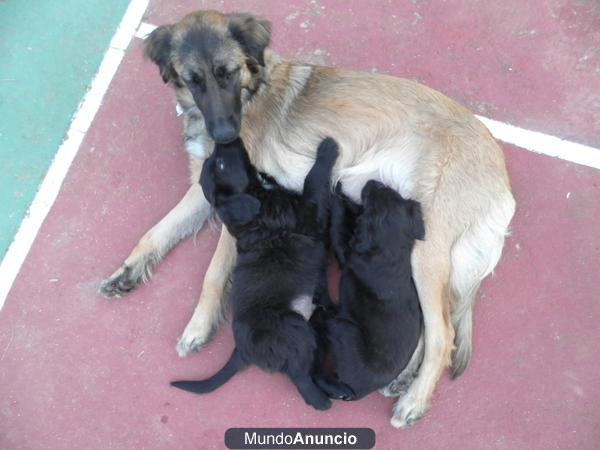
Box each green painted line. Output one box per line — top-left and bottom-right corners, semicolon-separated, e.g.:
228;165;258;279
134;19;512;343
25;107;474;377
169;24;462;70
0;0;130;258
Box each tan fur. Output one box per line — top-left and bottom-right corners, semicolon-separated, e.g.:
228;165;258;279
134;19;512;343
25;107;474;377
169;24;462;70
176;225;235;355
101;10;515;427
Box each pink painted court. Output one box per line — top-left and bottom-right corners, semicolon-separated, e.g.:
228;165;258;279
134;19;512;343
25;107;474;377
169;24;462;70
1;1;599;449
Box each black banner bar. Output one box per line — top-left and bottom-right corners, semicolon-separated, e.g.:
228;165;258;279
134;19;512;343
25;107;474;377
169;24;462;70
225;428;375;449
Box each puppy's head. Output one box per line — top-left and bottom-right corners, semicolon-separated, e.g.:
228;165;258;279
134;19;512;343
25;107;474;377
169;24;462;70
144;10;271;144
352;180;425;253
200;138;260;227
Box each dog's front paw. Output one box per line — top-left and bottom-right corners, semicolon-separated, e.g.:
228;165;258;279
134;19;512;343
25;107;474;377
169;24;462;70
390;393;429;428
99;264;145;298
176;333;207;357
176;318;216;357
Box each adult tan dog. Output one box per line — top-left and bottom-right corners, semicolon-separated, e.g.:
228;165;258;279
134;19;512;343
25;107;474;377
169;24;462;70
100;10;515;427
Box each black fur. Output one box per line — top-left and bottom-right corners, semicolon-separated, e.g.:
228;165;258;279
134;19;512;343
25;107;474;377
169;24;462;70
171;138;338;410
313;180;425;401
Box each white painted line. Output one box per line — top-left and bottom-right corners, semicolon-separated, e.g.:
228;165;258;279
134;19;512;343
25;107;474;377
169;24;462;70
135;22;157;39
476;115;600;170
70;48;125;134
111;0;150;51
0;0;149;310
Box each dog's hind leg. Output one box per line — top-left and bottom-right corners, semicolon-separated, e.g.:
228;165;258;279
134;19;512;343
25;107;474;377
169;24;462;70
99;181;211;298
176;225;237;356
290;372;332;411
391;235;454;428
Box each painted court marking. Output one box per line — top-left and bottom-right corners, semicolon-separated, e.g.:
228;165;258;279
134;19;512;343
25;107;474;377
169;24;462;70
0;0;149;310
476;116;600;170
0;14;598;311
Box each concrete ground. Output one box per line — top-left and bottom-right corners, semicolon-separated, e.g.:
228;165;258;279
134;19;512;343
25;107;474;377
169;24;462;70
1;1;599;449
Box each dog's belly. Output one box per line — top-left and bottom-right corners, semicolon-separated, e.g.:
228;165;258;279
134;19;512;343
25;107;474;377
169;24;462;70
336;136;424;202
251;134;424;204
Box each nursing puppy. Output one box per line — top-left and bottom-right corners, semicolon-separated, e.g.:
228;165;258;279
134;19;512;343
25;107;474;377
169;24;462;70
314;181;424;401
171;137;338;411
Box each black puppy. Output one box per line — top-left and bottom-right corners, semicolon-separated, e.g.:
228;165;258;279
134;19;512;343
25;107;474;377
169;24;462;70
313;180;425;401
171;137;338;410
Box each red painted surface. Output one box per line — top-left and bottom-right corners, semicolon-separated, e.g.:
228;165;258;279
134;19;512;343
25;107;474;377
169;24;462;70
1;2;600;449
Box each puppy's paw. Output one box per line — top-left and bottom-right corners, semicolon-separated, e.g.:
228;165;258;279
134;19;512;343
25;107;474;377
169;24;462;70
307;393;332;411
390;393;429;428
99;264;146;298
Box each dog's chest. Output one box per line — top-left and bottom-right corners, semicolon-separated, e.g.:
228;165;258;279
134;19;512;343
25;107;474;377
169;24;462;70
290;295;315;321
181;109;213;159
252;148;315;193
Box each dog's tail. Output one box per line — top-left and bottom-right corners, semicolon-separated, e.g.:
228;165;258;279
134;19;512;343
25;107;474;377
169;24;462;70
171;348;247;394
449;191;515;378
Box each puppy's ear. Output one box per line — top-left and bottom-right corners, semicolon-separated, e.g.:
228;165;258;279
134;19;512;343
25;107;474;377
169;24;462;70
226;13;271;66
218;193;261;226
406;200;425;241
199;158;216;204
144;25;176;84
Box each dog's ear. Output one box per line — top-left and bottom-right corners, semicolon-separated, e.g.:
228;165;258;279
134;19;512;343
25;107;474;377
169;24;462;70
226;13;271;66
218;193;261;226
405;199;425;241
144;25;176;83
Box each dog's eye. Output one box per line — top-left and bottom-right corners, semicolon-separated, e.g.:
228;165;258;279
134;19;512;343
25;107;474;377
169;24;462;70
186;73;205;91
216;66;238;82
215;158;225;171
192;73;203;84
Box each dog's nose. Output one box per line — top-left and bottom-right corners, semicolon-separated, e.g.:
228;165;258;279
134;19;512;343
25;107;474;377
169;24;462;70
211;122;238;144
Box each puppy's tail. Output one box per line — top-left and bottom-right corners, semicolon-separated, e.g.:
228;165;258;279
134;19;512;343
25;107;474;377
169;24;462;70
171;348;247;394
